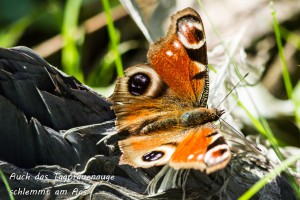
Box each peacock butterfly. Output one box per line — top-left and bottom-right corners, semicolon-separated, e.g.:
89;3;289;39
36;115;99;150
110;7;231;174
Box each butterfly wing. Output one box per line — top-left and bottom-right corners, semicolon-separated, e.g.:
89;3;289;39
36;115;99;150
147;8;209;106
118;129;182;168
110;64;180;133
119;122;231;173
170;123;231;174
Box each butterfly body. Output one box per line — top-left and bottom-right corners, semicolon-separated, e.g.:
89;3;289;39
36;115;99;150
110;8;231;174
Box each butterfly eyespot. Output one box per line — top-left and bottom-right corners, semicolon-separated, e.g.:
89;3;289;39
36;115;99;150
142;151;164;162
177;16;205;49
128;73;150;96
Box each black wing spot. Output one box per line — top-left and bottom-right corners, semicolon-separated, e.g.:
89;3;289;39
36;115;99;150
128;73;150;96
192;71;206;80
142;151;164;162
220;149;228;154
206;131;218;138
206;137;226;152
193;28;204;43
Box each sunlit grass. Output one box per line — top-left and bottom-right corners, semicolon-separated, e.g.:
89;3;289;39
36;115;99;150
196;0;300;198
238;2;300;199
270;2;293;100
87;40;145;87
236;98;299;197
0;170;14;200
236;99;282;155
101;0;124;77
61;0;84;82
293;82;300;129
238;153;300;200
0;0;123;86
279;24;300;129
280;26;300;51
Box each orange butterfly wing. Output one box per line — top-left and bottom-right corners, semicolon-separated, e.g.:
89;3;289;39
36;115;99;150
147;8;209;106
170;123;231;174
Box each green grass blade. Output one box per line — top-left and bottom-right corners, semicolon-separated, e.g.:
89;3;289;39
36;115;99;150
87;40;144;87
238;153;300;200
0;170;15;200
236;99;281;151
270;1;293;99
88;49;116;87
237;96;300;197
208;64;217;73
196;0;299;197
61;0;83;82
293;81;300;128
101;0;124;77
279;24;300;130
279;26;300;51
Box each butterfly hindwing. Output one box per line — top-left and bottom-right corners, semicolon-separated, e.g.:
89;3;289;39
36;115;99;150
118;129;182;168
170;123;231;174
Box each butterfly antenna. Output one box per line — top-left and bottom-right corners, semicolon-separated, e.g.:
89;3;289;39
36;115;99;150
220;118;261;152
216;73;249;109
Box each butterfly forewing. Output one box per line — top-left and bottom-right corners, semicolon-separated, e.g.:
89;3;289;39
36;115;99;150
147;8;209;106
